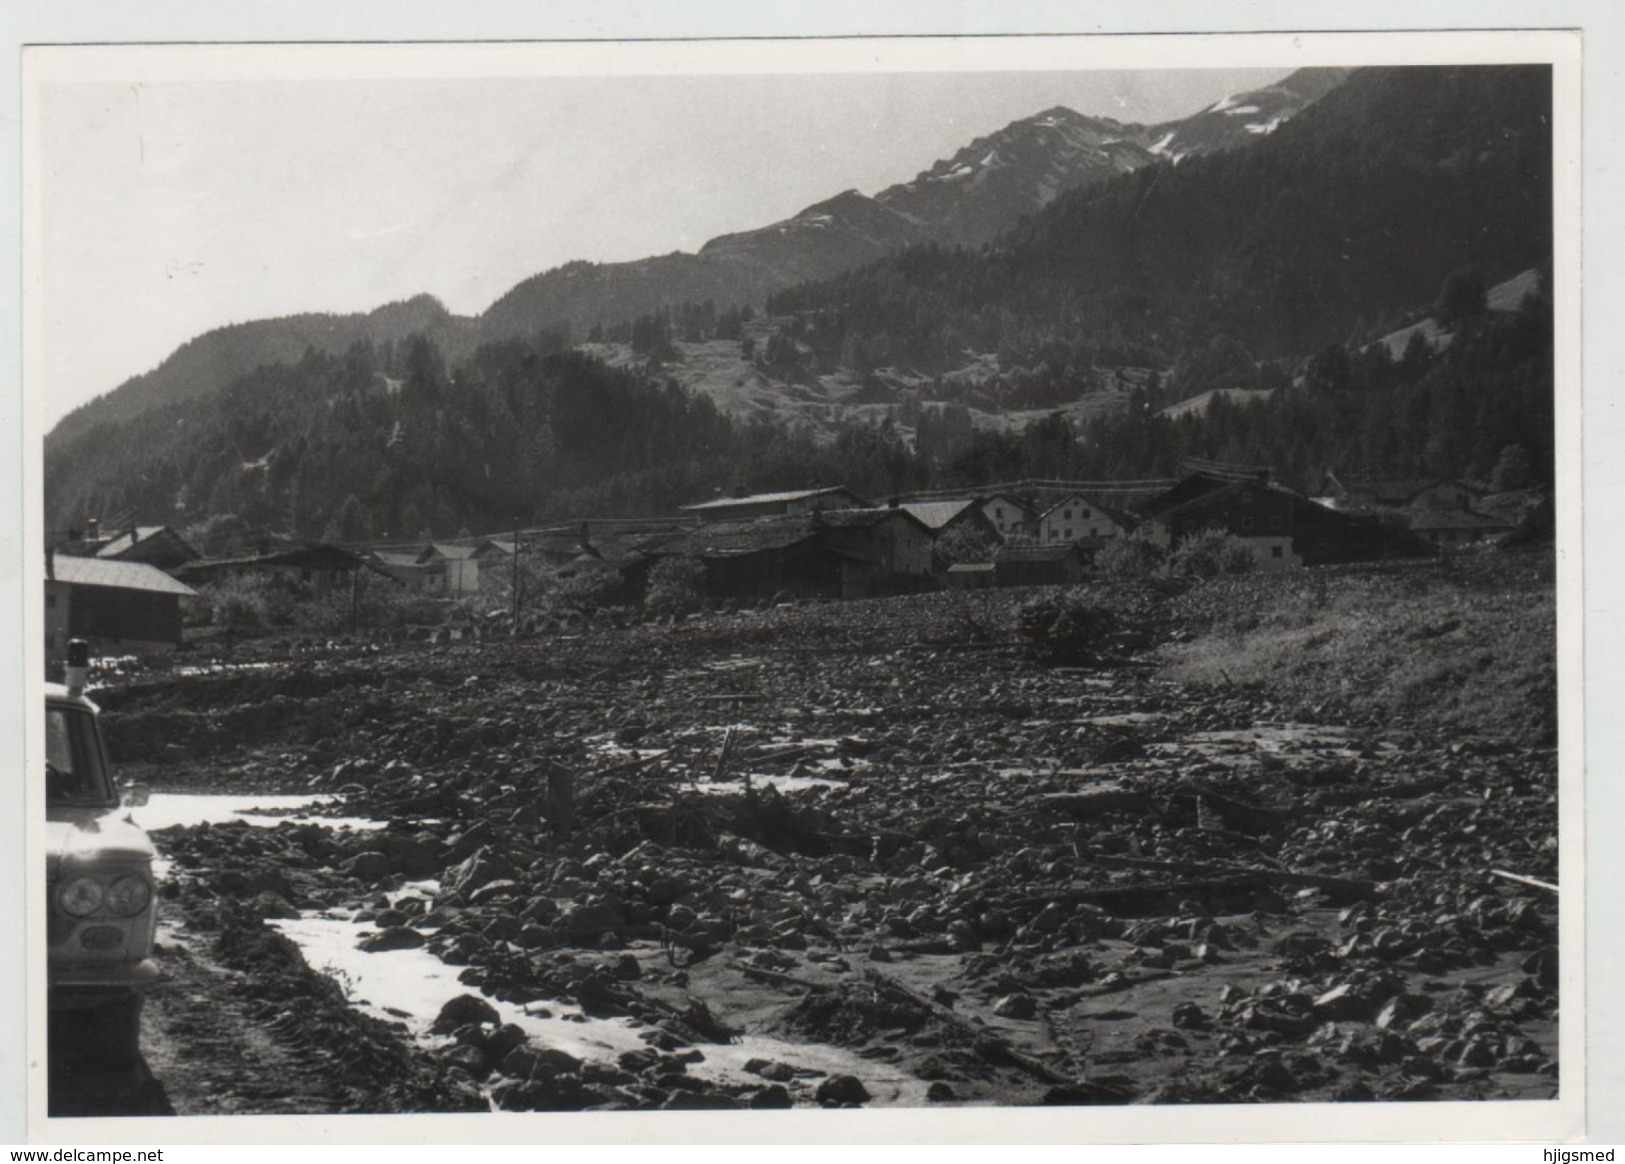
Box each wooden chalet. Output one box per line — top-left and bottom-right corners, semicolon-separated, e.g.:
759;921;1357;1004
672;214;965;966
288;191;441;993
1143;472;1429;568
993;543;1089;588
174;543;383;595
45;550;196;662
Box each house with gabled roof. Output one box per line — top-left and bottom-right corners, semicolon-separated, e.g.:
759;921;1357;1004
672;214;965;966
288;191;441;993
978;494;1032;539
1142;472;1430;568
415;542;481;595
897;498;1001;548
1036;493;1131;545
45;550;196;664
173;542;386;595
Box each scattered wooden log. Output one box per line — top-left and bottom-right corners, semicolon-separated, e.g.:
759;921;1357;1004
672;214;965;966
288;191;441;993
1040;786;1154;818
1091;853;1377;899
726;961;823;991
1007;874;1269;912
1490;868;1559;894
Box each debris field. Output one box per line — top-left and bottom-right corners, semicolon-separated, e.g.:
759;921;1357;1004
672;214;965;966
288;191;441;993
84;554;1559;1113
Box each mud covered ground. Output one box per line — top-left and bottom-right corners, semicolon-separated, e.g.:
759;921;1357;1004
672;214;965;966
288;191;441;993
54;551;1560;1116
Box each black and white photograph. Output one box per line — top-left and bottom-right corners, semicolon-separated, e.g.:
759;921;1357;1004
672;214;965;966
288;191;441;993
21;26;1585;1144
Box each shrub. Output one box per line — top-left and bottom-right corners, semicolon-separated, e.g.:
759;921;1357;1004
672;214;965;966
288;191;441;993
1015;591;1115;664
933;523;1000;570
645;556;708;618
1096;530;1168;580
1169;526;1257;578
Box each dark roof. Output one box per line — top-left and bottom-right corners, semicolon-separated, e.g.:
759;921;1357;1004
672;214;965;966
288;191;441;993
1326;472;1477;506
817;507;932;534
659;517;820;558
46;554;195;596
1409;508;1515;532
175;544;377;575
1143;473;1308;522
995;543;1085;564
679;486;866;513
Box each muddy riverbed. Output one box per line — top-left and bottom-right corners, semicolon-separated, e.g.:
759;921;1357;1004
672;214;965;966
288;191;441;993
52;560;1560;1116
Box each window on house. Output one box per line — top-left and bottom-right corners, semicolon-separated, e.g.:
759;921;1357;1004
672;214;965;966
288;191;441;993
1065;529;1073;539
301;570;312;583
1080;508;1090;519
1271;546;1283;559
1090;527;1098;537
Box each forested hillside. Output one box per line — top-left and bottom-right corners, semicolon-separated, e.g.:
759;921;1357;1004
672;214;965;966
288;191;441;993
768;65;1551;375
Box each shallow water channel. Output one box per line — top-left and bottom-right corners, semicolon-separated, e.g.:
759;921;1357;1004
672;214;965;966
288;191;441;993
150;794;930;1104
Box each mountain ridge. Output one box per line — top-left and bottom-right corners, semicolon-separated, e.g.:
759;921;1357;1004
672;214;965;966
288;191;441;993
48;67;1343;452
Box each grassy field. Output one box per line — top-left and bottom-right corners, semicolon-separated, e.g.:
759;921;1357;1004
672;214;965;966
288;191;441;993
1153;549;1557;745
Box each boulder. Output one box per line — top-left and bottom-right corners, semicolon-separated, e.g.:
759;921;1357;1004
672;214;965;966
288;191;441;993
815;1074;871;1107
344;851;392;883
432;992;501;1033
359;926;427;952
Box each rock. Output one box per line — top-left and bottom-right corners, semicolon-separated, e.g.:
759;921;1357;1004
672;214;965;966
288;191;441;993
866;945;893;963
435;1043;490;1077
661;1091;741;1111
515;923;553;950
504;1044;585;1078
343;851;393;883
381;834;442;877
992;993;1037;1020
483;1023;529;1062
1312;983;1371;1021
744;1058;797;1083
470;879;523;906
926;1081;957;1102
560;900;624;937
815;1074;871;1107
446;820;494;863
432;992;500;1033
441;847;510;898
1171;1002;1208;1030
748;1084;793;1109
213;869;250;895
252;891;300;919
613;953;642;981
359;925;427;952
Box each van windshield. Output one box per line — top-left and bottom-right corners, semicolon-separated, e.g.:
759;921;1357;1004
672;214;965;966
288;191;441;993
46;705;114;807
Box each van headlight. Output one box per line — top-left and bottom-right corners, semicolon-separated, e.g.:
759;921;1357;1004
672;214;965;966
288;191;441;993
57;877;105;918
104;875;151;918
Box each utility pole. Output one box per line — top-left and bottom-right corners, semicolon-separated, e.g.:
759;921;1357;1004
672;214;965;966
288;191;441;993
351;557;360;633
511;520;521;628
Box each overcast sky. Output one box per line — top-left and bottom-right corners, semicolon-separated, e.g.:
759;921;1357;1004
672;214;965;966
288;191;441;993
32;59;1290;426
